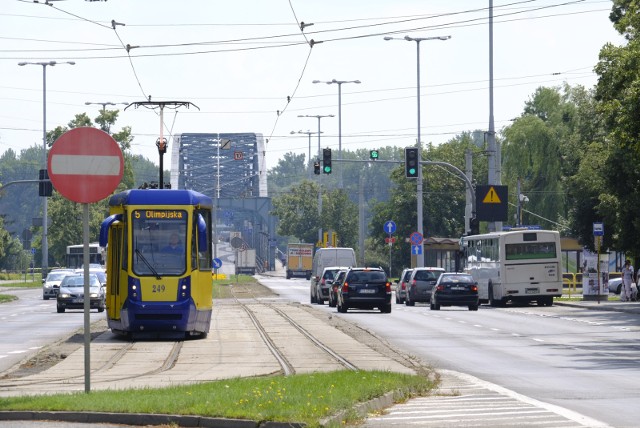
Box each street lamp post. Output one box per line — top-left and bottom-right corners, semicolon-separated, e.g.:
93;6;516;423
384;35;450;267
297;114;334;246
290;130;322;179
84;101;128;133
312;80;360;188
297;114;334;161
19;60;75;277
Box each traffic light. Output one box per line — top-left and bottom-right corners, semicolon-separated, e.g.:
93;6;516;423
470;217;480;235
39;169;52;197
369;149;379;160
404;147;419;178
313;161;320;175
322;148;332;174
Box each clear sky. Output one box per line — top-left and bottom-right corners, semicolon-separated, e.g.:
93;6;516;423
0;0;625;172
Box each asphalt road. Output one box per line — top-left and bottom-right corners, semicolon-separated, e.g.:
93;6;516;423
0;286;104;374
263;275;640;427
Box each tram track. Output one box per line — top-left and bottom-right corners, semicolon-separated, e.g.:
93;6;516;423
0;340;184;389
231;287;359;375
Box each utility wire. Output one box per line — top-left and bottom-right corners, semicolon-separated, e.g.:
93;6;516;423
5;1;601;59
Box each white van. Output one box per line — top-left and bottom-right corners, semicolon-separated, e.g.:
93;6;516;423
310;247;356;304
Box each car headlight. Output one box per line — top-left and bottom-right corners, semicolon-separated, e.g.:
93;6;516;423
59;293;70;299
90;293;98;298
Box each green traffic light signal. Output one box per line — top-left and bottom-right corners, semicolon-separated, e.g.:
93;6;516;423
405;147;419;178
370;150;379;160
322;148;332;174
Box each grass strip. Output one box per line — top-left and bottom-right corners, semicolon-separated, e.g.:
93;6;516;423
0;294;18;303
0;370;434;427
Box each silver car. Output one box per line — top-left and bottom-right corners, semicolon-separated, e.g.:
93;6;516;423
42;269;75;300
405;267;445;305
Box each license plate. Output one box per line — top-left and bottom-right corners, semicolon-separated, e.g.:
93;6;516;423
73;298;84;303
525;288;539;294
359;289;376;294
451;286;466;291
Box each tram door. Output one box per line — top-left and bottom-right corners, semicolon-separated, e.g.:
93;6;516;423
106;222;123;320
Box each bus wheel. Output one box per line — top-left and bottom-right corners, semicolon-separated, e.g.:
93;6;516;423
540;296;553;306
489;284;502;307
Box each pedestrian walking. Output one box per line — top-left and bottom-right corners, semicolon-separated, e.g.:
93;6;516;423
621;259;634;301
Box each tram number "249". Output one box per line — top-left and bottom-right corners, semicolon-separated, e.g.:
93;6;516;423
152;284;166;293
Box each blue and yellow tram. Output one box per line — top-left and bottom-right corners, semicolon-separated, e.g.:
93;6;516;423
99;189;213;338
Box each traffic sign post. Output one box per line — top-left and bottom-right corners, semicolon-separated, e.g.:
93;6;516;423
384;220;396;235
383;221;397;276
48;127;124;204
47;127;123;394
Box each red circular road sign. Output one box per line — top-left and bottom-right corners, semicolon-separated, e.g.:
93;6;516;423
47;127;123;203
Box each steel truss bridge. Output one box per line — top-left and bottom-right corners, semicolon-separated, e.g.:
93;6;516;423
170;133;276;270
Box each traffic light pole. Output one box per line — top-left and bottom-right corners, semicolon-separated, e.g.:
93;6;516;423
332;157;477;232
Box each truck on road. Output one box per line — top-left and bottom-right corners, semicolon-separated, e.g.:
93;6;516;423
235;248;256;275
286;243;314;280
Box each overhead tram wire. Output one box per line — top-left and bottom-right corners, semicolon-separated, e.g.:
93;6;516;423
263;0;318;146
9;1;602;60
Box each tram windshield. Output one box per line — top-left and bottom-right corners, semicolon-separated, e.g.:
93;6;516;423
131;209;187;276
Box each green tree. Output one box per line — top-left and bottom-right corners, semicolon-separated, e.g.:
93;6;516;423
593;1;640;255
321;189;358;250
271;181;321;243
267;152;307;196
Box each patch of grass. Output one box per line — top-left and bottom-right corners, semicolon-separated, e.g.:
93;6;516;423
0;294;18;304
0;280;42;289
0;371;434;427
212;275;258;299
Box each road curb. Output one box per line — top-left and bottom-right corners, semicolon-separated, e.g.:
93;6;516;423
0;411;305;428
554;300;640;315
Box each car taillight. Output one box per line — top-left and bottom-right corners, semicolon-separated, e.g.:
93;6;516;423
342;282;349;292
401;283;406;290
471;285;478;292
321;278;325;285
411;279;416;288
385;282;391;292
436;285;444;291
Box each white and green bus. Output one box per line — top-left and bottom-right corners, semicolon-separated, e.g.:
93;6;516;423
460;229;562;306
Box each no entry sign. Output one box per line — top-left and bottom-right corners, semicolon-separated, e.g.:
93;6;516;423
47;127;124;203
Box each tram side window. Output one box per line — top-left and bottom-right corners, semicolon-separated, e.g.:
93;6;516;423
195;210;212;271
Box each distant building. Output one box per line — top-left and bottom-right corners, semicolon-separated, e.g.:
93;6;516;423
170;133;267;198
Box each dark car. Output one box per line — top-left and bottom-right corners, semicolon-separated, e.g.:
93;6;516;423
336;267;392;314
405;267;445;305
312;266;349;305
56;273;105;313
430;272;479;311
395;268;413;304
328;269;347;308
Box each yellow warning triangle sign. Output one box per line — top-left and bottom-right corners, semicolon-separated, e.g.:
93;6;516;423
482;186;502;204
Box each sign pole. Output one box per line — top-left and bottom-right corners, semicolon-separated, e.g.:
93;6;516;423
388;234;392;278
82;203;91;392
47;127;124;394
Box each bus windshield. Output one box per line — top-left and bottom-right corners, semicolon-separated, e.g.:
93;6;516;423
505;242;557;260
131;209;187;276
